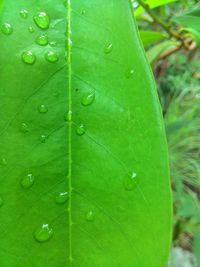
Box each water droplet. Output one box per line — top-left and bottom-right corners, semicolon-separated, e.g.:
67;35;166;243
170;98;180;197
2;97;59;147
76;124;85;136
28;26;34;33
86;211;94;222
34;224;53;243
0;196;4;207
22;51;36;65
39;134;47;143
125;68;134;79
21;173;35;189
49;41;57;47
45;51;59;63
55;192;69;204
81;10;86;15
1;23;13;35
38;104;48;113
20;9;28;19
20;122;29;133
36;34;48;46
64;110;72;122
81;92;95;106
124;172;138;191
34;11;50;30
0;158;7;166
104;43;113;54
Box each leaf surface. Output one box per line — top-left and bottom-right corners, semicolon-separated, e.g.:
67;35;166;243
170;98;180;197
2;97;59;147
0;1;172;266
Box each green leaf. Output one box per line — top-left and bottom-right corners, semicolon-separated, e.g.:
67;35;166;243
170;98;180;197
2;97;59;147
134;0;178;17
173;8;200;31
0;1;172;266
139;30;167;47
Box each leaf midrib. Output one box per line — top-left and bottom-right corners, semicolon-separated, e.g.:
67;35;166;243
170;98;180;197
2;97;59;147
67;0;72;265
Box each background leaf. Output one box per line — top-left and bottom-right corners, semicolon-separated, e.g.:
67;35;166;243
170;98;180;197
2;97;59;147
0;0;172;266
173;8;200;31
139;30;167;47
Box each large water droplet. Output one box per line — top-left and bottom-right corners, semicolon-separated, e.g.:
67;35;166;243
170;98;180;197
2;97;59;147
125;68;134;79
20;9;28;19
0;196;3;207
104;43;113;54
45;51;59;63
22;51;36;65
86;211;94;222
21;173;35;189
28;26;34;33
76;124;86;136
38;104;48;113
1;23;13;35
34;11;50;30
39;134;47;143
0;158;7;166
124;172;138;191
36;34;48;46
55;192;69;204
81;92;95;106
20;122;29;133
34;224;53;243
64;110;72;122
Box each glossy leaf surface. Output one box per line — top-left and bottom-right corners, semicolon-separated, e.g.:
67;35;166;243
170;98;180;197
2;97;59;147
0;0;172;266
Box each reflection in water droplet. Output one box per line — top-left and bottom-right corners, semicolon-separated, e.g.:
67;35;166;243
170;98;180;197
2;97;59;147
22;51;36;65
36;34;48;46
28;26;34;33
21;173;35;189
34;11;50;30
55;192;69;204
20;122;29;133
38;104;48;113
39;134;47;143
81;92;95;106
64;110;72;122
104;43;113;54
86;211;94;222
125;69;134;79
76;124;85;136
0;158;7;166
20;9;28;19
1;23;13;35
34;224;53;243
45;51;59;63
124;172;138;191
0;196;3;207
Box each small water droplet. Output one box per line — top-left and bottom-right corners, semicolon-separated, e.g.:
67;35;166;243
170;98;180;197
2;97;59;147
125;68;134;79
28;26;34;33
124;172;138;191
0;158;7;166
0;196;4;207
49;41;57;47
1;23;13;35
34;11;50;30
81;92;95;106
22;51;36;65
36;34;48;46
64;110;72;122
21;173;35;189
39;134;47;143
76;124;85;136
20;122;29;133
34;224;53;243
20;9;28;19
55;192;69;204
38;104;48;113
81;10;86;15
45;51;59;63
86;211;94;222
104;43;113;54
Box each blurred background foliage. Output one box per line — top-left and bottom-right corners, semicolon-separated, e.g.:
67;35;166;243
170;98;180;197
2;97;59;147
132;0;200;266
